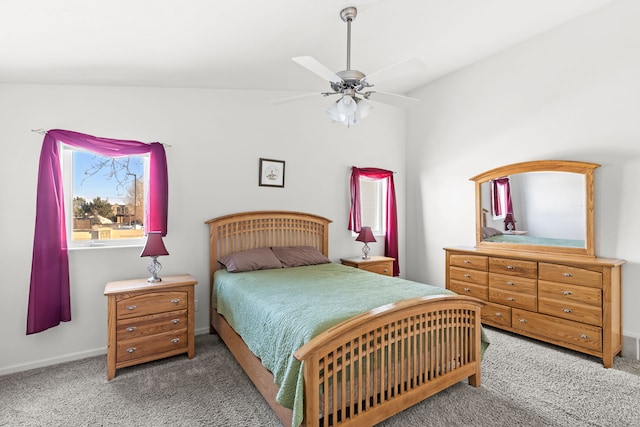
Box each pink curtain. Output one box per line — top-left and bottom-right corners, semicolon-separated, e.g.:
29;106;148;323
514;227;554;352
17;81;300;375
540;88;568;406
491;177;515;230
27;129;168;334
348;167;399;276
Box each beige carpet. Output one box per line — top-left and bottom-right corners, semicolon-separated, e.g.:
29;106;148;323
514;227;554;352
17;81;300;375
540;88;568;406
1;327;639;426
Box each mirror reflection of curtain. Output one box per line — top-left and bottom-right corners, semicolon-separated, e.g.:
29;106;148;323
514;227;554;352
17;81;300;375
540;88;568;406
491;177;516;230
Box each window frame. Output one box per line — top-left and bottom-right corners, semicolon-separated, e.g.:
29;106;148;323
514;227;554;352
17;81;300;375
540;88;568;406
357;176;387;236
61;145;149;249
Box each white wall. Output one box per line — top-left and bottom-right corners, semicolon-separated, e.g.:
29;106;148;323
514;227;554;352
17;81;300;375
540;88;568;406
0;84;406;374
405;0;640;337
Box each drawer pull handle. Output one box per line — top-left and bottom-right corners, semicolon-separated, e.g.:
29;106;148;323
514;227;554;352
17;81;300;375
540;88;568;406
519;319;527;323
563;273;573;277
506;265;515;270
579;334;590;339
463;287;471;292
506;282;514;286
507;297;515;301
463;260;471;264
126;327;136;332
171;338;180;344
464;274;471;278
170;299;181;304
562;308;572;313
383;269;388;272
495;313;503;317
126;305;137;310
171;319;180;324
126;347;137;353
562;291;572;295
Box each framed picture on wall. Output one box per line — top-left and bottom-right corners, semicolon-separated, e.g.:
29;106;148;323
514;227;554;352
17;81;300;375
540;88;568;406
259;158;285;188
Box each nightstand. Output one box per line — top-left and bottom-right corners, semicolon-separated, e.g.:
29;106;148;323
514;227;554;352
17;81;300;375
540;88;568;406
340;256;395;277
104;274;198;380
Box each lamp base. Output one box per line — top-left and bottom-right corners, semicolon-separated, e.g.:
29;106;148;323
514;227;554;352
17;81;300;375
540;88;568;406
361;243;371;260
146;256;163;283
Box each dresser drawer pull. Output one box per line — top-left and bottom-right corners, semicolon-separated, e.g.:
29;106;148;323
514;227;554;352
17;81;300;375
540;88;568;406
506;282;514;286
126;347;137;353
506;265;515;270
464;274;471;278
170;299;181;304
562;308;572;313
519;319;527;323
463;260;471;264
562;291;572;295
495;313;503;317
579;334;590;339
170;338;180;344
563;273;573;277
507;297;515;301
383;269;389;273
126;327;136;332
126;305;137;310
463;287;471;292
171;319;180;324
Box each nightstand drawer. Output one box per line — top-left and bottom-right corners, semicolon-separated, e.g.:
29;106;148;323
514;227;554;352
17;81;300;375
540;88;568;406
360;262;393;276
116;291;188;319
117;310;188;340
117;329;188;363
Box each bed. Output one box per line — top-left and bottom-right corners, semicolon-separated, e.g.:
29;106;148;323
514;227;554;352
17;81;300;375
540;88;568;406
206;211;486;427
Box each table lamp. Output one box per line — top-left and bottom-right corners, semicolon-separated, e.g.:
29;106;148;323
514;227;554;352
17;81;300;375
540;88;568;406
140;232;169;282
355;226;376;259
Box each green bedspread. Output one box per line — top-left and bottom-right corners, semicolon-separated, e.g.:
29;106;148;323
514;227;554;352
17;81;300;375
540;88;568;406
214;263;488;427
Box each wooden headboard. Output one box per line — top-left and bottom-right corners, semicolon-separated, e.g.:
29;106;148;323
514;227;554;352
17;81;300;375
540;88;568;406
205;210;332;285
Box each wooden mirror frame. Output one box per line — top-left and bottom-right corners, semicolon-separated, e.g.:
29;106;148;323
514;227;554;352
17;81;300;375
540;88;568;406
470;160;600;257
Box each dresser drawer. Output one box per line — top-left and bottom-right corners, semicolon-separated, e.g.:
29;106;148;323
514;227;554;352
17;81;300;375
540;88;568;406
450;280;488;301
489;289;537;311
538;263;602;289
481;301;511;327
490;273;537;295
512;309;602;352
538;298;602;327
117;329;188;363
489;258;537;279
117;291;188;319
360;262;393;276
117;310;188;340
450;266;488;285
449;254;488;271
538;280;602;307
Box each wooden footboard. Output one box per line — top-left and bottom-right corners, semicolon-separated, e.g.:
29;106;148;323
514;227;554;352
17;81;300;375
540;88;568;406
294;295;483;427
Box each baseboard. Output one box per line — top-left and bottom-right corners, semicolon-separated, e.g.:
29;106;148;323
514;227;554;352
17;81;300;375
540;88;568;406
0;346;107;377
622;334;640;360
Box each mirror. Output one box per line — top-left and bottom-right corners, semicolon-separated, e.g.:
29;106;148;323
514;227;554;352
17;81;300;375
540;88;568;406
470;160;599;257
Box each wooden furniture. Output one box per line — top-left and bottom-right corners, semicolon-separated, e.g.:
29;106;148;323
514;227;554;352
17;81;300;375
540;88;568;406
340;255;395;276
457;159;625;367
207;211;484;427
445;246;623;367
104;274;197;380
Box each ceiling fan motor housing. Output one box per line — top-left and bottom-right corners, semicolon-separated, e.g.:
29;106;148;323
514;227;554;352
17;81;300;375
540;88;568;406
331;69;367;92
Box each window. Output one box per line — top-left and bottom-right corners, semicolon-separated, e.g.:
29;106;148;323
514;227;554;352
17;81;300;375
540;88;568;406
359;177;386;235
62;146;148;247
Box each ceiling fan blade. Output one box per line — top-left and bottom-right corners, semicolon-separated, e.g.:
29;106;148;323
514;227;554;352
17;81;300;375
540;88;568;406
270;92;321;105
292;56;343;84
366;91;421;109
362;57;427;86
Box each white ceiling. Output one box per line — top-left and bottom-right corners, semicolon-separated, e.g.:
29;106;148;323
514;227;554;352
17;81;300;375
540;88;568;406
1;0;614;95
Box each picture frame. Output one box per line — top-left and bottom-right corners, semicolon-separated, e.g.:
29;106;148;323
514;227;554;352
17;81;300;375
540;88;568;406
259;158;285;188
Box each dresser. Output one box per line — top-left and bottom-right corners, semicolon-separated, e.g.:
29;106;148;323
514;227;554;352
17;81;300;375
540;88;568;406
445;246;624;367
104;274;198;380
341;255;395;276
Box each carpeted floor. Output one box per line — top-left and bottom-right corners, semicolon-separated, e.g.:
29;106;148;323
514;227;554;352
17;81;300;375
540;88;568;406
1;327;639;426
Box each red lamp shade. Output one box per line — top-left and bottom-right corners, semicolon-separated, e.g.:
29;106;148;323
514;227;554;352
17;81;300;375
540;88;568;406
355;227;377;243
140;232;169;257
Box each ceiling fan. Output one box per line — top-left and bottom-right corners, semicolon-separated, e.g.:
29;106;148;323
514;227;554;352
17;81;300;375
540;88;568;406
272;6;425;127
